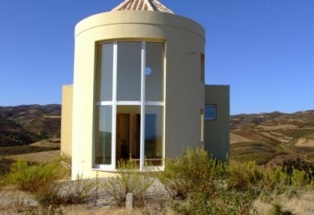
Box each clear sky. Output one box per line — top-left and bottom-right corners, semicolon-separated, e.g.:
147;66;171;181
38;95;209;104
0;0;313;114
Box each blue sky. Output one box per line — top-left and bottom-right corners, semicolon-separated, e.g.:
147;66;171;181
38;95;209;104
0;0;313;114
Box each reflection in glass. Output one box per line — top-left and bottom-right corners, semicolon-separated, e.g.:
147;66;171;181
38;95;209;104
205;105;216;120
145;106;163;166
99;43;113;101
95;106;112;165
146;42;163;101
145;67;152;76
117;42;141;101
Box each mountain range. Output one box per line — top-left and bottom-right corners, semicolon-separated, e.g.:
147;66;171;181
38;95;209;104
230;110;314;165
0;104;60;146
0;104;313;165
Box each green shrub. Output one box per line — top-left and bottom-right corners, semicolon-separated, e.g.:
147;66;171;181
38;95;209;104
160;147;258;215
102;160;154;206
227;160;264;190
159;147;226;199
2;159;65;193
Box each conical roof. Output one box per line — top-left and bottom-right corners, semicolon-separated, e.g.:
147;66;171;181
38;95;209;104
112;0;174;14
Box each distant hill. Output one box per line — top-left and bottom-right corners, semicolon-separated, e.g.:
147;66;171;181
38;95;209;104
0;104;61;146
1;104;314;167
230;110;314;166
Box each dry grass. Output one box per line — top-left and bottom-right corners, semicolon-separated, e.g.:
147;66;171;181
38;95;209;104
279;191;314;215
0;179;172;215
230;133;252;144
61;207;175;215
254;190;314;215
0;188;37;214
43;115;61;119
8;150;60;163
0;139;60;177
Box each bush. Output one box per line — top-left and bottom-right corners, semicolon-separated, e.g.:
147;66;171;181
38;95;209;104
159;147;258;215
2;159;66;194
102;160;154;206
37;174;95;207
227;160;264;190
159;147;226;200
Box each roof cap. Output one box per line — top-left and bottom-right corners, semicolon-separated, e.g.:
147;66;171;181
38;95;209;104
112;0;174;14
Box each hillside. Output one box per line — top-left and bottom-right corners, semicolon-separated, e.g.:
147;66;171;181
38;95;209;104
1;104;314;166
0;104;61;146
230;110;314;165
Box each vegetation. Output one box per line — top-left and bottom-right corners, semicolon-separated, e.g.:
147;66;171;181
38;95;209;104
1;105;314;213
1;159;65;193
0;104;61;146
230;110;314;166
159;147;313;215
0;156;97;214
0;148;314;214
102;160;155;206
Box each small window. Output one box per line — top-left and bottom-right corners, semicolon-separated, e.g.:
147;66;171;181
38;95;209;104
201;53;205;82
205;105;216;120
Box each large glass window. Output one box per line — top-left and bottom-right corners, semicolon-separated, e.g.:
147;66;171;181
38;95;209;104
95;41;164;170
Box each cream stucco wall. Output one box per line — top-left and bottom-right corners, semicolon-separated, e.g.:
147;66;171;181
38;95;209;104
61;85;73;157
71;11;205;179
204;85;230;160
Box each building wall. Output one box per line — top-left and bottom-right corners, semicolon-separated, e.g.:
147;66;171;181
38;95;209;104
71;11;205;179
61;85;73;157
204;85;230;160
164;23;205;158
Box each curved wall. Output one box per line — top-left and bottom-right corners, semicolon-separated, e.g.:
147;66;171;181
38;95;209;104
72;11;205;178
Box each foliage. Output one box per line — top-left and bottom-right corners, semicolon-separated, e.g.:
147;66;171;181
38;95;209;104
36;174;95;207
227;160;263;190
159;147;226;200
282;158;314;185
269;204;294;215
102;160;154;206
159;147;314;215
1;158;66;194
160;147;257;214
0;156;90;213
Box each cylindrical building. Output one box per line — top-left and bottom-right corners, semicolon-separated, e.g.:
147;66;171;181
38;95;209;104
61;0;228;179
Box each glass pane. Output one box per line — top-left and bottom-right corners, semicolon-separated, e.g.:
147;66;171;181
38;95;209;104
95;106;112;165
117;42;141;101
144;106;163;166
146;42;163;102
99;43;113;101
205;105;216;120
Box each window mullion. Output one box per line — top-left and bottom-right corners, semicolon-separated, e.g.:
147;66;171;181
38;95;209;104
111;42;118;169
140;41;146;171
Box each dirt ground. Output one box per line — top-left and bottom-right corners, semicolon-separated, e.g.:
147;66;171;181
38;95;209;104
2;182;314;215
